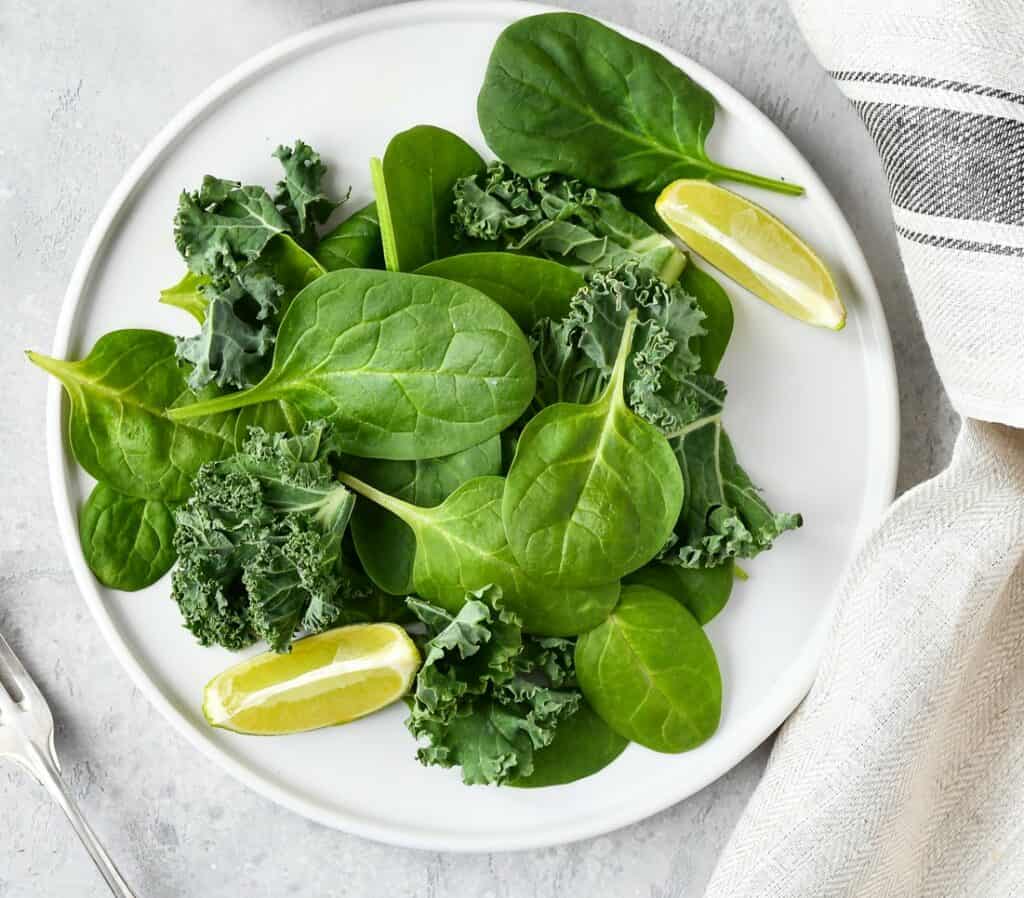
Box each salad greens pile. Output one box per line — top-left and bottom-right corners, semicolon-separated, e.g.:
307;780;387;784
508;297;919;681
30;12;807;788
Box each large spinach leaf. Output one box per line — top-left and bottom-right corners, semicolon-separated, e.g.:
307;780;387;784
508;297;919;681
509;702;628;788
339;473;619;636
417;252;584;331
575;584;721;752
372;125;485;272
28;330;236;501
314;201;384;271
406;588;581;786
346;436;502;595
452;163;685;282
625;560;733;625
166;269;536;461
478;13;802;196
503;310;683;588
79;483;177;591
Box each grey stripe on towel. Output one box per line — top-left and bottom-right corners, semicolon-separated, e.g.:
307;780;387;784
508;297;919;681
851;101;1024;226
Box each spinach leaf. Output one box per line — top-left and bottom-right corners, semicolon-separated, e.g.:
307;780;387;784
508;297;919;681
679;262;733;375
532;263;798;567
173;235;326;392
478;13;802;196
452;163;685;282
315;202;384;271
79;483;177;591
172;421;365;652
575;584;721;752
625;560;733;625
346;435;502;595
160;271;207;323
272;140;340;246
372;125;485;271
339;474;619;636
166;269;537;461
503;309;683;588
509;702;628;788
406;588;581;786
417;252;584;331
27;330;236;501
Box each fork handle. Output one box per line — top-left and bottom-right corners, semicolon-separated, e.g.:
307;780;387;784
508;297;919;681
32;749;137;898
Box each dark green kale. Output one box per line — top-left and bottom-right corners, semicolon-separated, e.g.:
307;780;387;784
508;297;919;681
405;587;580;786
531;263;801;567
273;141;343;247
452;162;685;282
171;420;372;652
171;141;340;392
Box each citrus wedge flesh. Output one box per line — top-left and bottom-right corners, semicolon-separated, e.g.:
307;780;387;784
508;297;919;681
203;623;421;735
655;180;846;330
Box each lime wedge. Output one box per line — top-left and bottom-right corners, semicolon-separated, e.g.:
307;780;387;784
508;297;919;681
655;180;845;330
203;623;420;735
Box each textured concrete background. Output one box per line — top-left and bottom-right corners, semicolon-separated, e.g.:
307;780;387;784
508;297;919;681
1;0;957;895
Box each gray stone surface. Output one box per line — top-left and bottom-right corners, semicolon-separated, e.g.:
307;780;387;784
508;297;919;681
0;0;956;895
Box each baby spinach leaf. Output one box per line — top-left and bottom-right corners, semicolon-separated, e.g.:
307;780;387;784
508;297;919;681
503;310;683;588
315;202;384;271
160;272;208;323
79;483;177;591
339;474;619;636
509;702;628;788
166;269;537;461
625;560;734;625
406;588;581;785
417;252;584;331
346;435;502;595
372;125;485;272
452;163;685;282
27;330;236;501
679;262;733;375
272;140;340;246
575;584;721;752
478;13;802;196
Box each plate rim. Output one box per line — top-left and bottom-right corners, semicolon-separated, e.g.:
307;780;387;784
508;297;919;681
44;0;900;852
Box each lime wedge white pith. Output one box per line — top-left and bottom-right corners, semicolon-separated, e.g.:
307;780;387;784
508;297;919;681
203;623;420;735
655;180;846;330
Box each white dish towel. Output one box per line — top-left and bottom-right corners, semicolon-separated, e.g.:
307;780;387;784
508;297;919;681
704;2;1024;896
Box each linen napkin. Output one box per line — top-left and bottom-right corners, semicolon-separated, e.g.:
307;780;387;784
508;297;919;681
704;2;1024;896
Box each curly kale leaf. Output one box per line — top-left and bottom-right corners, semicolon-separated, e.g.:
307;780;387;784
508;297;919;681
175;176;289;283
172;142;341;392
452;162;685;282
171;421;369;652
175;276;279;391
406;587;580;786
273;140;342;246
531;263;801;567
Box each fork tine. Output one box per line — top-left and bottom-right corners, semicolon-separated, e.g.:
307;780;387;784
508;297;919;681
0;630;46;707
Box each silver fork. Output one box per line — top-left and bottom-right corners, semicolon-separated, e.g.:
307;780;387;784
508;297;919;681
0;630;136;897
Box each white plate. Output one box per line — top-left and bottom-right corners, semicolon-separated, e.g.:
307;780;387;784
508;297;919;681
45;0;898;852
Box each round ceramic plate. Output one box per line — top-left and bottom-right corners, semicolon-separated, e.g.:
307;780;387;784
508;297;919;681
46;0;898;852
